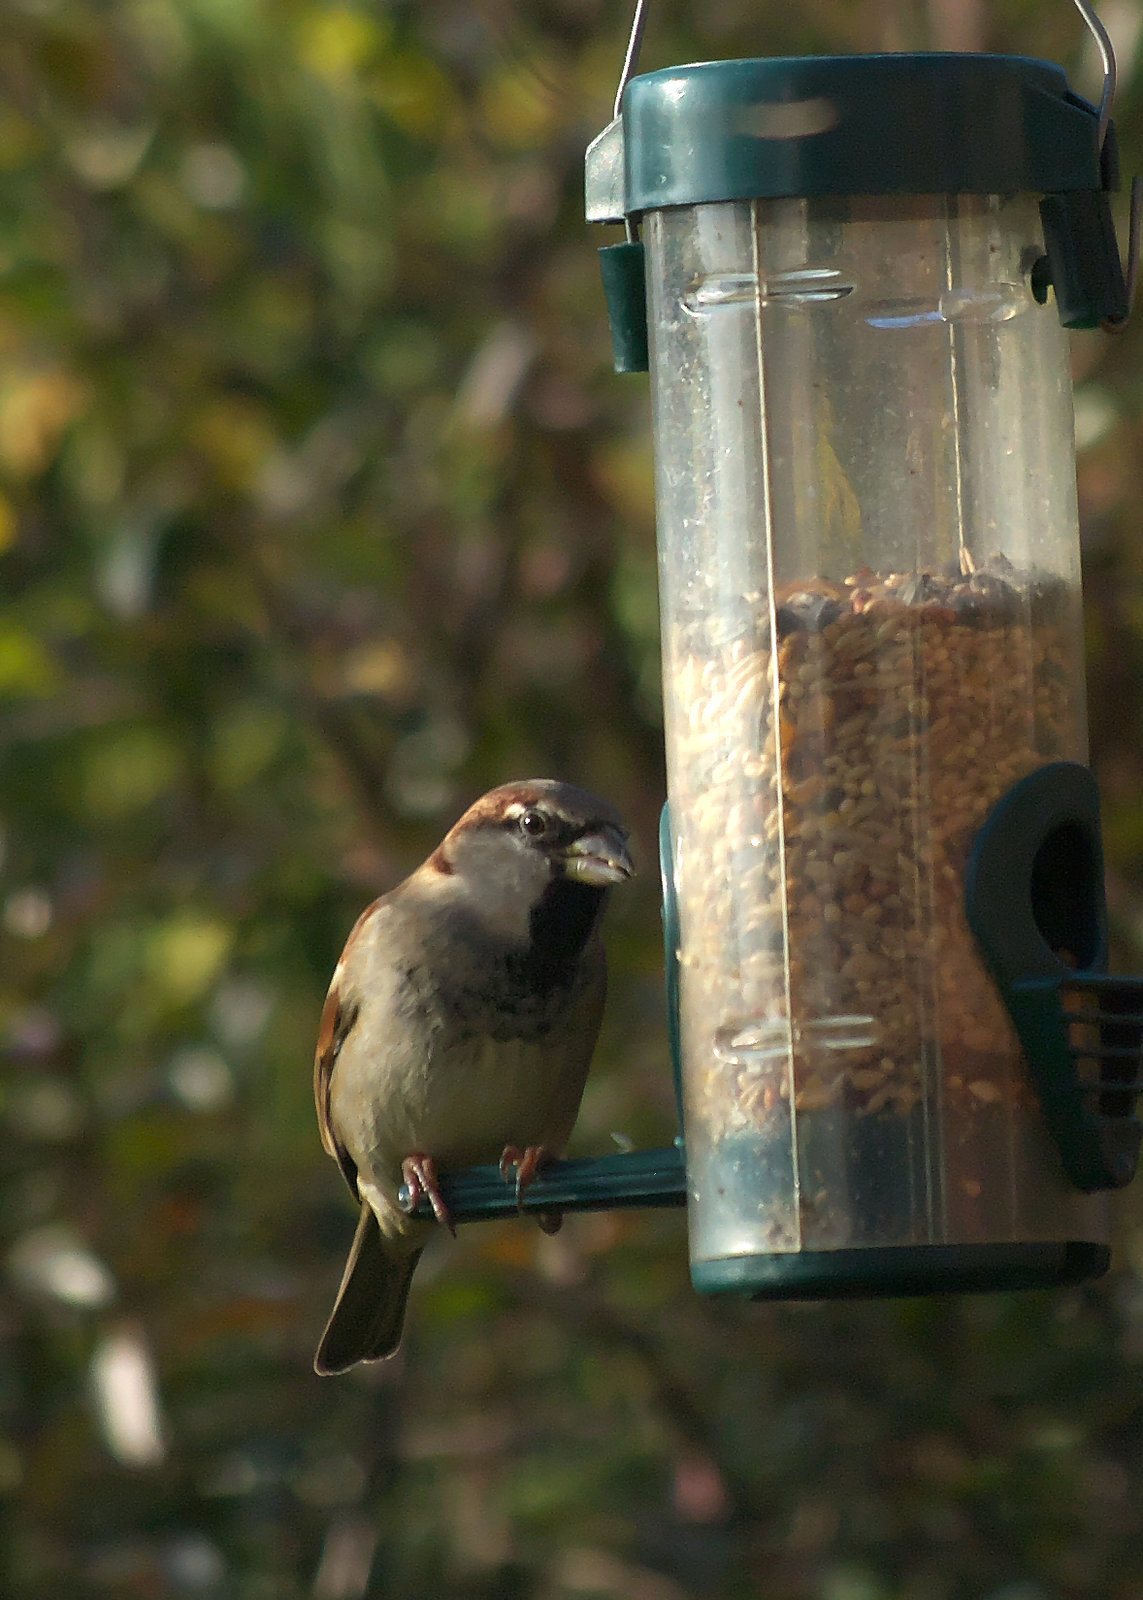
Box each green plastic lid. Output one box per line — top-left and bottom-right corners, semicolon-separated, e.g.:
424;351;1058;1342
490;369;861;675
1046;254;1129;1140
620;54;1102;209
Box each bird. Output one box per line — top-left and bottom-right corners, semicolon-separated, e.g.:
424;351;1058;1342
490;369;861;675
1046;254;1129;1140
312;778;634;1375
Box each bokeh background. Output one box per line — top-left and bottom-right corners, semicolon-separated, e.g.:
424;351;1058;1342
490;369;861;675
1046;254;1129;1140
3;0;1143;1596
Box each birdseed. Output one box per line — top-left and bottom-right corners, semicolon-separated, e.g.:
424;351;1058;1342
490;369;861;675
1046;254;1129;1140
667;561;1083;1142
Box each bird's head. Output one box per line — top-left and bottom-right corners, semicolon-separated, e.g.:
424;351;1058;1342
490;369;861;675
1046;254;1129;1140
432;779;632;887
425;780;634;947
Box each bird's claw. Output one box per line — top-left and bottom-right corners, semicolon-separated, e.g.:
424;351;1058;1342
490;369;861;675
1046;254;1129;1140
498;1143;548;1205
401;1153;455;1237
499;1144;561;1234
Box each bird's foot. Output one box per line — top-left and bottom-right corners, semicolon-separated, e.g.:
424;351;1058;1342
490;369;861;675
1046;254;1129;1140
498;1144;562;1233
498;1143;550;1207
401;1153;455;1237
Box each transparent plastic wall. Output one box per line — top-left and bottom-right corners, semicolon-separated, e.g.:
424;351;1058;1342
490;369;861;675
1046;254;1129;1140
648;193;1109;1269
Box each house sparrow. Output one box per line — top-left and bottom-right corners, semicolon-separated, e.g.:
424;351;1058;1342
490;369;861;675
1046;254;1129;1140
313;779;633;1374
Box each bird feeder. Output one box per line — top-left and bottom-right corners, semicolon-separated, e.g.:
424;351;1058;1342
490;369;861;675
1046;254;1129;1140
402;2;1143;1302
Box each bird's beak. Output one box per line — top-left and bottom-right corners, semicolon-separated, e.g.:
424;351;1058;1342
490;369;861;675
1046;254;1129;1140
561;826;635;887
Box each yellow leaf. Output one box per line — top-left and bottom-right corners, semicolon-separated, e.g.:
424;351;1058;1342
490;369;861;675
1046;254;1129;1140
210;701;289;789
592;439;656;528
480;57;560;150
0;107;42;172
0;493;16;552
145;914;233;1006
368;49;454;138
82;727;182;820
0;369;89;479
190;398;278;491
0;623;63;699
296;5;385;82
341;639;415;703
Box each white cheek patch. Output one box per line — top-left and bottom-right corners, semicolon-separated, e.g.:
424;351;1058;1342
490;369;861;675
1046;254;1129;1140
445;830;552;944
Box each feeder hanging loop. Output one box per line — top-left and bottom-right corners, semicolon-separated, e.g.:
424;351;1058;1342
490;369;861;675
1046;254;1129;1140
1071;0;1142;328
613;0;650;245
614;0;651;122
613;0;1117;139
1073;0;1116;147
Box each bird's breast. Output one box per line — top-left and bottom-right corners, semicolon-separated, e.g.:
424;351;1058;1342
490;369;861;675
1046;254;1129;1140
339;1022;588;1186
333;967;597;1172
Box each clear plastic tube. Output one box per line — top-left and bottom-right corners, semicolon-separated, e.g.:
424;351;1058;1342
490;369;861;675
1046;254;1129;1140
648;193;1109;1267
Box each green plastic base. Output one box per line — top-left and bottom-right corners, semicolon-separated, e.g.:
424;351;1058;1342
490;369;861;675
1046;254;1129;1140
692;1240;1110;1300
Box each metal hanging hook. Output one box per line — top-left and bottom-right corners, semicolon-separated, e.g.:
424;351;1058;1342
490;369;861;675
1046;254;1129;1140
614;0;651;119
1070;0;1140;328
1072;0;1116;148
610;0;651;240
612;0;1117;135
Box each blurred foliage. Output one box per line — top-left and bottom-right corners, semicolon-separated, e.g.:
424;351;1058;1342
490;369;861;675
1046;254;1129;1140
2;0;1143;1597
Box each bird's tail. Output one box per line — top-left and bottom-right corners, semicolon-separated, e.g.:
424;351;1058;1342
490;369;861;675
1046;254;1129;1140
314;1203;422;1375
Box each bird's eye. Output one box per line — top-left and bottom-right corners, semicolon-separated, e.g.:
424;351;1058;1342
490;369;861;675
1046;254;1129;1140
519;809;548;838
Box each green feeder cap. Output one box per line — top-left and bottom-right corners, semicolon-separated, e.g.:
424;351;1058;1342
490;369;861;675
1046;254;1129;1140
617;54;1102;209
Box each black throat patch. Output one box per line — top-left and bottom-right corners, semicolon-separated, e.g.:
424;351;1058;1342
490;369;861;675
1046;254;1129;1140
520;877;606;991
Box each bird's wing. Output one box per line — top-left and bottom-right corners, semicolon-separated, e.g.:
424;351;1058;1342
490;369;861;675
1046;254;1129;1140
314;902;380;1196
314;985;361;1195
